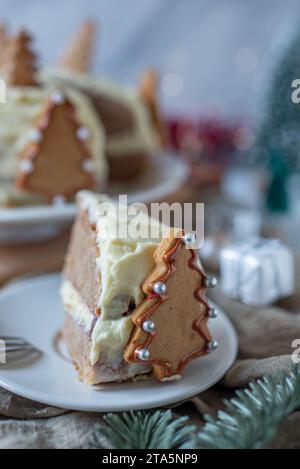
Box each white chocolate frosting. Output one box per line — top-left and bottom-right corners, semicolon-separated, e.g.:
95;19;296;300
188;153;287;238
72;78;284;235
0;84;107;204
61;190;167;365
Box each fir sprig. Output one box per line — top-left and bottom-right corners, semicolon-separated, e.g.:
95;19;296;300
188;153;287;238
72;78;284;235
87;367;300;450
198;366;300;449
88;410;197;449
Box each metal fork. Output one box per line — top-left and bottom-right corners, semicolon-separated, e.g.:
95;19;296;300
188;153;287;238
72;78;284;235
0;336;39;364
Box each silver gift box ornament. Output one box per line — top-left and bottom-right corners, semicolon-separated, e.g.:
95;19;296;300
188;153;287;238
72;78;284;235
220;238;294;305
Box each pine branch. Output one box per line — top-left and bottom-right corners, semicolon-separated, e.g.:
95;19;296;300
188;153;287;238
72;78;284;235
197;366;300;449
86;367;300;450
88;410;197;449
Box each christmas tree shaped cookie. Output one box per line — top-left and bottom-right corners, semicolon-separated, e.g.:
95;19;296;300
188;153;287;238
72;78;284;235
16;90;96;203
139;69;169;147
3;29;37;86
124;228;218;381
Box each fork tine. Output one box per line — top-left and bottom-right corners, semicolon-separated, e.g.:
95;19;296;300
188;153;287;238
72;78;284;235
0;335;26;342
0;338;29;346
0;336;40;364
0;336;27;340
4;344;34;352
5;347;34;355
0;344;34;354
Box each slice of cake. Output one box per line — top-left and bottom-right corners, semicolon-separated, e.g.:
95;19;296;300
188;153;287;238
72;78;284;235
61;191;163;383
61;191;218;385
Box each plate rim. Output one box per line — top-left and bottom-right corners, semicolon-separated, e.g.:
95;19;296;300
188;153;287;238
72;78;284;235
0;273;238;412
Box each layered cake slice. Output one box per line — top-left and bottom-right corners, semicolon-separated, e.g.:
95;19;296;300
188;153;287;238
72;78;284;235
61;191;163;384
61;191;218;385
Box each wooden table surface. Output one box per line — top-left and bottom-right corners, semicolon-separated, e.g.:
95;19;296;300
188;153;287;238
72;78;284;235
0;229;70;286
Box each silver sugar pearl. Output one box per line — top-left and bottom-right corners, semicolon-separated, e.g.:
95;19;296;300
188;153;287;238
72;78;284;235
208;308;218;319
207;340;219;352
77;126;90;141
19;159;34;174
136;348;150;361
183;232;197;246
152;282;167;295
205;276;218;288
82;159;95;173
142;320;156;333
52;194;67;206
51;90;65;105
29;128;43;143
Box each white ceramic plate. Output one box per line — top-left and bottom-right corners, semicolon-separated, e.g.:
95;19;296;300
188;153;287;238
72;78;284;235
0;153;188;244
0;274;237;412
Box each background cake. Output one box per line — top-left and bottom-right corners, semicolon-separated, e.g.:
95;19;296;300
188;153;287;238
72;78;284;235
44;21;162;181
0;21;167;207
0;28;107;207
46;69;159;181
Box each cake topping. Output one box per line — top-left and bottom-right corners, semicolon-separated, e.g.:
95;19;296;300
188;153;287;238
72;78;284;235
2;29;38;86
81;159;95;173
59;20;97;73
139;69;169;147
142;320;156;333
208;308;218;319
136;348;151;361
28;128;43;143
19;159;34;174
183;232;197;248
205;276;218;288
50;90;66;105
52;195;67;206
207;340;219;352
152;281;167;296
124;228;215;381
0;23;9;67
15;95;96;202
77;125;90;141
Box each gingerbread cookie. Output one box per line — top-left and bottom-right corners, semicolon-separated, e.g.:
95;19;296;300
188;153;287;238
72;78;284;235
0;23;8;67
16;90;96;203
139;69;169;147
3;29;37;86
59;20;97;73
124;228;218;381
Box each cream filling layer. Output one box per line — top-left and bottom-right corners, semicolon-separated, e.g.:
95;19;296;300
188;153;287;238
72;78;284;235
61;280;95;332
61;280;135;366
